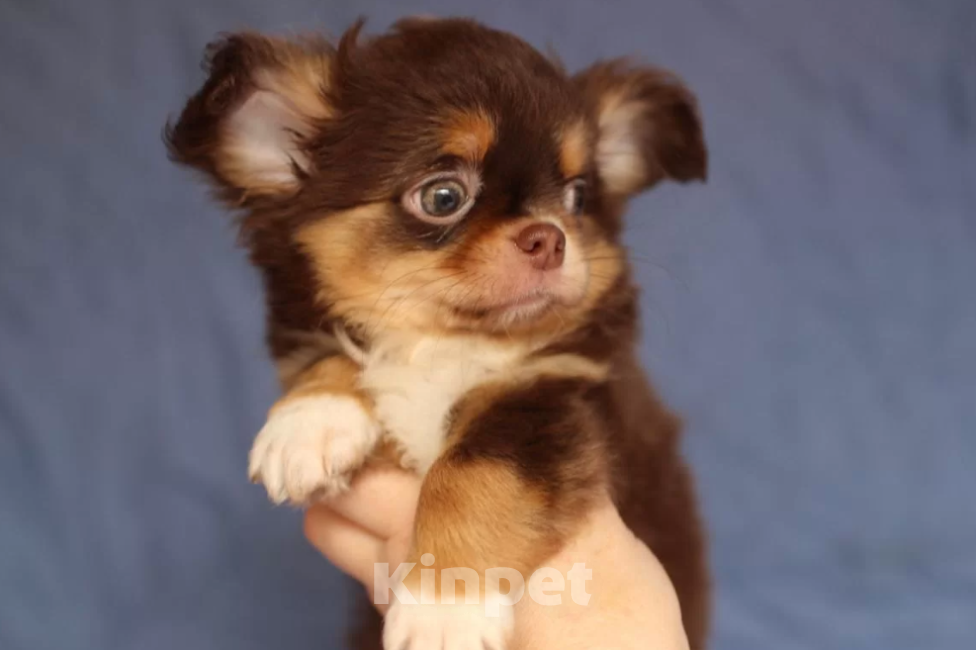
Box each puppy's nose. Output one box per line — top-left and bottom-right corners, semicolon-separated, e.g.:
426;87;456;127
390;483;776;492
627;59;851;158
514;223;566;271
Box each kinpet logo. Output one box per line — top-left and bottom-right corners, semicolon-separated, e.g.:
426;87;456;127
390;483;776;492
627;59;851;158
373;553;593;616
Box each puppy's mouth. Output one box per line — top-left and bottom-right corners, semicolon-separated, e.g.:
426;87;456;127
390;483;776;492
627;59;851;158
451;289;556;321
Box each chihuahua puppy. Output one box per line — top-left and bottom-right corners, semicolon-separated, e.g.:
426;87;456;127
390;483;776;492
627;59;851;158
167;17;709;650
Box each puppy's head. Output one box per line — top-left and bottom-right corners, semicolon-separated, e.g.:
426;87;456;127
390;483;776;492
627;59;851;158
166;19;705;342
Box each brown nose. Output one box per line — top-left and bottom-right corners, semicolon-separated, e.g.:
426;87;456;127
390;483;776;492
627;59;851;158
514;223;566;271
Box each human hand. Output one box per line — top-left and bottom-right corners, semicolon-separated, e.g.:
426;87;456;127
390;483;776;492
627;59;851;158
304;468;689;650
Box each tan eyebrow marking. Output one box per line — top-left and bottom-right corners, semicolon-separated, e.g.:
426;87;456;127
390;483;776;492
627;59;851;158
559;119;590;178
441;108;496;162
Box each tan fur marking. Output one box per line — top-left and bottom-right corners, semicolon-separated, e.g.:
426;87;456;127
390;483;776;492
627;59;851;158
274;330;345;388
262;39;334;122
296;204;457;334
578;236;624;309
270;354;374;415
559;120;590;178
284;355;360;399
442;109;495;162
406;460;558;596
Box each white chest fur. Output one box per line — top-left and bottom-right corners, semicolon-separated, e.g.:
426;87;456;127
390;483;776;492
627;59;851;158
345;333;530;474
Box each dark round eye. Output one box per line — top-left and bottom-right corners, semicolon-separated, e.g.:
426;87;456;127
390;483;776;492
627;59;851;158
403;171;479;225
564;179;587;215
420;180;467;218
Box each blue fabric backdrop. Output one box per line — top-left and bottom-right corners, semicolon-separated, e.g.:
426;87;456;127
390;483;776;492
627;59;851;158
1;1;974;648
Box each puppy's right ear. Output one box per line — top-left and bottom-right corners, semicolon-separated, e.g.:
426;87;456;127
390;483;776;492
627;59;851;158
165;34;335;204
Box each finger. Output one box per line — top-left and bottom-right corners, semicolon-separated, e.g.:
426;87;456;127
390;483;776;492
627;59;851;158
304;504;384;589
328;467;421;539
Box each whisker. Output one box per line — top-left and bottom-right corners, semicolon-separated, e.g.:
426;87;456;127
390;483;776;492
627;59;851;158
369;271;467;338
338;264;465;302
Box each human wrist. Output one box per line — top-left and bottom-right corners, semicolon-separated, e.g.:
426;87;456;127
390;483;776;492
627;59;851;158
513;498;688;650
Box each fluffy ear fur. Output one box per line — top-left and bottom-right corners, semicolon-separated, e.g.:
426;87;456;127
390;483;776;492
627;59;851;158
573;60;707;197
165;34;335;203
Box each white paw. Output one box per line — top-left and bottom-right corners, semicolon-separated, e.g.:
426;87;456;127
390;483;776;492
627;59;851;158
383;600;512;650
248;394;379;505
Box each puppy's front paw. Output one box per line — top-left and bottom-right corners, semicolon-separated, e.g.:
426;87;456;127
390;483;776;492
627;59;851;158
383;600;512;650
248;394;379;505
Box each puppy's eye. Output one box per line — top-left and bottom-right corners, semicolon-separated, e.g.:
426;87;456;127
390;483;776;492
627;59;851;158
421;180;466;217
403;171;479;225
563;179;587;215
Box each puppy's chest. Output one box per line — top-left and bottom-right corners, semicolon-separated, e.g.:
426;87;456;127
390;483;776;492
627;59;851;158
354;336;527;474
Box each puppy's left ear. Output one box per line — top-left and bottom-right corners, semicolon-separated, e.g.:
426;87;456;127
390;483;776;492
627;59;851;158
573;60;707;198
